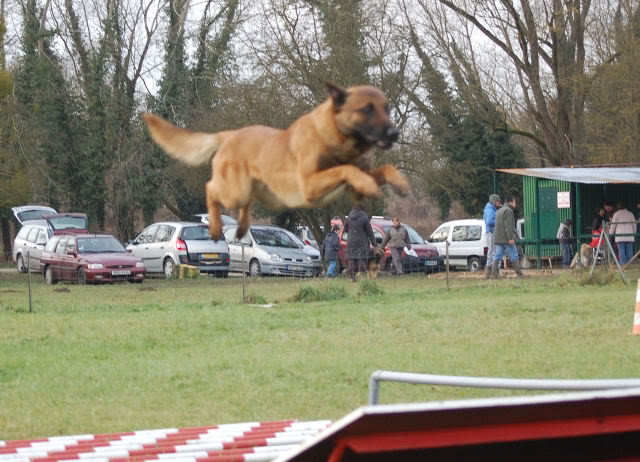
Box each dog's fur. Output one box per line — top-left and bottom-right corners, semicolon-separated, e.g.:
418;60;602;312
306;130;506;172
144;83;409;239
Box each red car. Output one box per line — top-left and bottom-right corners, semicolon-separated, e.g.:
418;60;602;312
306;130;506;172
40;234;146;284
336;217;443;274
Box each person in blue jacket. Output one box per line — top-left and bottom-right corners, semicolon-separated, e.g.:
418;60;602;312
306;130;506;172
483;194;501;279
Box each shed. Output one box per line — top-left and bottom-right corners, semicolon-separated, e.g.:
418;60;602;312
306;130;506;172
496;166;640;267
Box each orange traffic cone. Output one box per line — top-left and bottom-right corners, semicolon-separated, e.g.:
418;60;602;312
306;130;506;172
632;280;640;335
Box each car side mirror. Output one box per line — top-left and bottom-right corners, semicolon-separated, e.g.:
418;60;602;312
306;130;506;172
36;238;47;246
66;250;77;256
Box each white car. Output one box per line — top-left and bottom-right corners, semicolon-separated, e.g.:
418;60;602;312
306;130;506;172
13;223;49;273
127;222;230;278
427;219;488;271
223;225;319;277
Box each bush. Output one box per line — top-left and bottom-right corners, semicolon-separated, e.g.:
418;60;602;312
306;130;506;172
289;283;348;303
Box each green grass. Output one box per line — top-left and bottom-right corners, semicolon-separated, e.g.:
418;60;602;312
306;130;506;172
1;268;640;440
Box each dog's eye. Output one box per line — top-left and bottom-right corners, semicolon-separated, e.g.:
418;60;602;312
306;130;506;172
360;104;374;114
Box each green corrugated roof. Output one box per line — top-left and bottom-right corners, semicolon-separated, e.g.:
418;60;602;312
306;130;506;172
497;167;640;184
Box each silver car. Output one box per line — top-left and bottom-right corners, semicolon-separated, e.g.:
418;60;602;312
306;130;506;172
126;222;230;278
13;223;49;273
223;225;318;277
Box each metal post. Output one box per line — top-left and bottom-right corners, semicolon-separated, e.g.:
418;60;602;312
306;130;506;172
603;231;628;285
27;251;32;313
242;243;246;302
445;241;449;289
535;178;542;270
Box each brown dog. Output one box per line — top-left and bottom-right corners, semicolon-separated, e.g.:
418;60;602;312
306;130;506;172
144;83;409;239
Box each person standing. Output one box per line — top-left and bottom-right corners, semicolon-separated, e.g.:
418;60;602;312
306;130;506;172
322;224;341;277
556;218;573;269
380;217;411;276
491;196;525;279
483;194;501;279
610;202;637;265
343;204;377;281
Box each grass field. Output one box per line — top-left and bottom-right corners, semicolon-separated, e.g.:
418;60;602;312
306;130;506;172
1;266;640;440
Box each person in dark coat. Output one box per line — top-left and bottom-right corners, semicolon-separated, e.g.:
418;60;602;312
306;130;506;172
322;224;341;277
343;204;376;281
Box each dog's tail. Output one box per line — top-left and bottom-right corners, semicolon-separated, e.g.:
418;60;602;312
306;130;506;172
143;113;223;166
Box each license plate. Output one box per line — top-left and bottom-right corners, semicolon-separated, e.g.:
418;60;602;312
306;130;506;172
425;260;437;266
202;253;219;259
288;265;303;271
111;269;131;275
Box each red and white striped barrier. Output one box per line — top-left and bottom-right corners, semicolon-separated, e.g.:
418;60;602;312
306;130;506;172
0;420;331;462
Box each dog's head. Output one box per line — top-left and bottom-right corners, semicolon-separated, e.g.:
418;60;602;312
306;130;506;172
326;82;399;150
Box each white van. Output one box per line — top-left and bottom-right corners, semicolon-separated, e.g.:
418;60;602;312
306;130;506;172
426;219;488;271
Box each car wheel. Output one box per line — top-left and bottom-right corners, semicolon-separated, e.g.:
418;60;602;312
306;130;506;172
16;254;27;273
44;265;58;285
163;258;175;279
249;260;261;277
467;256;482;272
76;267;87;284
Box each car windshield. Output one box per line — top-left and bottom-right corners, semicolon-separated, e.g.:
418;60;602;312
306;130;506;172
48;215;87;231
77;236;126;253
251;228;299;248
382;225;425;245
18;210;51;222
181;225;221;241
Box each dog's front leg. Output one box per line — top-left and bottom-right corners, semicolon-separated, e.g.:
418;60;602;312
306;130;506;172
368;165;410;197
302;165;381;204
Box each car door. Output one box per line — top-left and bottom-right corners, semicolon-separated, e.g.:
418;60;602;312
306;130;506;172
29;228;48;270
53;237;69;281
449;225;470;265
61;237;79;281
130;225;159;272
149;224;175;271
428;226;449;258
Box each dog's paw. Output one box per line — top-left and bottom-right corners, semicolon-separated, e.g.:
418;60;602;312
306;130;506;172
392;176;410;197
357;175;382;199
209;222;222;241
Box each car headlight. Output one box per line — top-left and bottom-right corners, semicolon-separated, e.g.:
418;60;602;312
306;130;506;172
270;253;283;262
87;263;103;269
136;262;145;268
304;256;311;264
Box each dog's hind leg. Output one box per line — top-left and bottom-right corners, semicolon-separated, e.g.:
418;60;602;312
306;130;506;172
206;181;224;240
236;205;251;239
368;165;410;197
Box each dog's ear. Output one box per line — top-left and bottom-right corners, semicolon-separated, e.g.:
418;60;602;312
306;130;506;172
325;82;347;108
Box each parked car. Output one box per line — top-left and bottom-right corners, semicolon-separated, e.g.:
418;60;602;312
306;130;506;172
126;222;230;278
283;229;324;276
12;213;89;273
194;213;238;227
13;222;49;273
40;234;145;284
11;205;57;226
223;225;318;277
427;219;488;272
295;226;319;249
336;217;443;274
